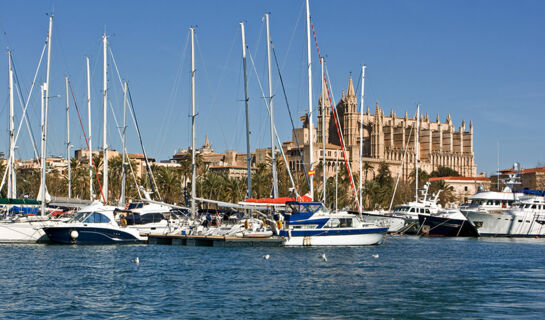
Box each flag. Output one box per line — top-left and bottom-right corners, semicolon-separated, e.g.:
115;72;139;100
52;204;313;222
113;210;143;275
308;170;315;176
300;115;307;122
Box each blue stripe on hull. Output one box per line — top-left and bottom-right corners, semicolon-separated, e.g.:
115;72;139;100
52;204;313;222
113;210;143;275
44;227;143;245
279;227;387;237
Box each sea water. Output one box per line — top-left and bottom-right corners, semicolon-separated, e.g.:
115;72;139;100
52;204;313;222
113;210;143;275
0;236;544;319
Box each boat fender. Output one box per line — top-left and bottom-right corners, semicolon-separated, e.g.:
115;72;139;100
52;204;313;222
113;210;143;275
120;218;127;227
276;220;282;229
245;219;249;229
70;230;79;240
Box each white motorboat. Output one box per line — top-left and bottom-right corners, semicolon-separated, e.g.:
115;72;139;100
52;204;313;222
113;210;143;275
43;201;146;244
279;201;387;246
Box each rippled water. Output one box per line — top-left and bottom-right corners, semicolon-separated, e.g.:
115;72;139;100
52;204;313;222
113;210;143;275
0;236;544;319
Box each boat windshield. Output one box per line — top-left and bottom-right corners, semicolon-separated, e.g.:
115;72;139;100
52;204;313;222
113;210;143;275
394;206;409;213
70;211;111;223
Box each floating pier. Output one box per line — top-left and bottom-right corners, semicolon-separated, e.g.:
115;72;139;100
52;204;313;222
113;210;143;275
147;234;284;247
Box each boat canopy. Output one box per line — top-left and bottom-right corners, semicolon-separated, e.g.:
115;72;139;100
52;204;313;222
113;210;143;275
245;195;312;204
0;198;41;205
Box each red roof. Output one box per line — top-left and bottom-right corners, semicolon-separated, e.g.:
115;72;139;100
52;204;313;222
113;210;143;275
428;176;490;182
245;195;312;204
499;167;545;174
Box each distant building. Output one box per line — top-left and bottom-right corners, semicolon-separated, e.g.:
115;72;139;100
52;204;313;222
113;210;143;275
428;176;491;205
491;167;545;192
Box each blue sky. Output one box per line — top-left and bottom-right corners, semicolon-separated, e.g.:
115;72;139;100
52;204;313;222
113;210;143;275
0;0;544;175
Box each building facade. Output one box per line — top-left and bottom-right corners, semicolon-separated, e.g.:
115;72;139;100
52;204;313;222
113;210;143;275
283;76;477;182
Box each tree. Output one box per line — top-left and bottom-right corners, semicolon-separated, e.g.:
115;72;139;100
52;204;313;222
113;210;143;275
430;166;460;178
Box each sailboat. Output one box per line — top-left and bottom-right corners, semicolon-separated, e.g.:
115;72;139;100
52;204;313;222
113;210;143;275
0;16;61;243
276;0;386;246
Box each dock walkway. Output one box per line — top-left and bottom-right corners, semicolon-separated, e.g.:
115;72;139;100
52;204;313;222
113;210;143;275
148;234;284;247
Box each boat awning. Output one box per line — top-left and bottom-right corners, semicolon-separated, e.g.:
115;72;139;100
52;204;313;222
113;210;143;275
0;198;41;205
245;195;312;204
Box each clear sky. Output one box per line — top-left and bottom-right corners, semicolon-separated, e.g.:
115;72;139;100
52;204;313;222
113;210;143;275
0;0;544;175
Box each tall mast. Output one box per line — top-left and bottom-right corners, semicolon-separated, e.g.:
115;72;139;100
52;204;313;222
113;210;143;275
102;33;109;203
65;76;71;199
321;56;326;205
190;27;197;216
240;22;252;198
415;104;420;201
86;57;93;201
7;51;16;199
265;13;278;198
40;84;46;215
41;15;53;215
358;65;366;212
306;0;314;201
119;81;127;207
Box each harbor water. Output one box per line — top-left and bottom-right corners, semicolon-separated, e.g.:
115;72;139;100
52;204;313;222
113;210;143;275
0;236;544;319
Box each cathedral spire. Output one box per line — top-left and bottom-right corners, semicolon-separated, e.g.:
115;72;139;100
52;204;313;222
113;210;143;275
346;76;356;97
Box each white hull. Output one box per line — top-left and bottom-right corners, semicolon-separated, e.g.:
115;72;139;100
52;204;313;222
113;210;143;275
283;232;385;246
464;210;545;237
0;221;51;243
361;212;407;233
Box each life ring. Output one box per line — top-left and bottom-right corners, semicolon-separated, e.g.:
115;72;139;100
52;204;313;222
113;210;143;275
120;218;127;227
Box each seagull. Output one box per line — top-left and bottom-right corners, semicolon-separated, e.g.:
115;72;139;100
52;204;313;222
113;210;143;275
263;254;270;260
372;254;379;259
132;257;140;264
321;253;327;262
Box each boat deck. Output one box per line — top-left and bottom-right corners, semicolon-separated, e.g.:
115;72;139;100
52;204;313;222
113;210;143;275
147;234;284;247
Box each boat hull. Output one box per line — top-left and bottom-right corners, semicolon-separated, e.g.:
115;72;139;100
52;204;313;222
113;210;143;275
360;212;407;233
280;228;387;246
418;215;478;237
463;210;545;237
0;221;51;243
43;226;145;245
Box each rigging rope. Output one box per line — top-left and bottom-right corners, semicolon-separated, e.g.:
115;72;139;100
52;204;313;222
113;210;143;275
0;44;47;194
311;21;361;213
126;85;161;200
271;46;311;191
107;98;143;200
108;47;162;200
68;80;106;202
246;47;299;197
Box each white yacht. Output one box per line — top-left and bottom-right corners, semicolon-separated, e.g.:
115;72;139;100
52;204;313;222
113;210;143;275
361;182;441;233
465;195;545;237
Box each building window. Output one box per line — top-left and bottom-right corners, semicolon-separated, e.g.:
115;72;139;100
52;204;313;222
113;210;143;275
464;186;468;192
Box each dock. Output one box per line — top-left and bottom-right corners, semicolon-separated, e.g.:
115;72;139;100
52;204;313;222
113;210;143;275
147;234;284;247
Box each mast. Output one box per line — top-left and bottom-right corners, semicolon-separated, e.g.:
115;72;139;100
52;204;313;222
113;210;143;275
41;15;53;215
86;57;93;201
240;22;252;198
306;0;314;201
358;65;366;212
40;84;46;215
119;81;127;207
265;13;278;198
7;51;16;199
335;150;338;212
65;76;71;199
415;104;420;201
190;27;197;216
102;33;109;203
321;56;326;204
